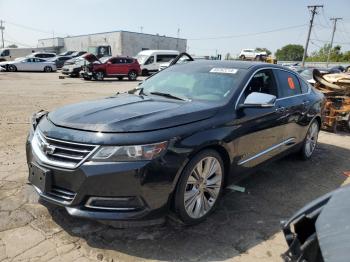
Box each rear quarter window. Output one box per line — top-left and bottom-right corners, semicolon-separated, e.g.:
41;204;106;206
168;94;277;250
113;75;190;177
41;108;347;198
274;69;302;98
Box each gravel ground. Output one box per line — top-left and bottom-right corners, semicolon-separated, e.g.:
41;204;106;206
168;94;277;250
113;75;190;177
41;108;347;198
0;72;349;262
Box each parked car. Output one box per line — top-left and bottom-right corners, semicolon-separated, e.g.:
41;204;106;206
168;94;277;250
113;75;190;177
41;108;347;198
50;56;72;69
136;50;179;75
61;54;97;77
70;51;87;58
0;57;57;72
27;52;57;59
58;51;76;56
27;61;323;225
239;49;267;60
81;55;140;81
296;67;339;85
282;184;350;262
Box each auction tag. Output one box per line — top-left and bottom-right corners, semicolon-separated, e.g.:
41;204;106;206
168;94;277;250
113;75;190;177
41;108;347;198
288;77;295;89
210;68;238;74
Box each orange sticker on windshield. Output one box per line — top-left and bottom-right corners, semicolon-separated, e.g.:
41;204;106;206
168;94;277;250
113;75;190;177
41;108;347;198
288;77;295;89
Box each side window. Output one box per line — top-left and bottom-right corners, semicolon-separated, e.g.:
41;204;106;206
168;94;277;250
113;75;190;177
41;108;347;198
299;78;310;93
2;49;9;56
110;58;118;64
275;70;302;97
145;56;154;65
156;54;177;63
244;69;278;99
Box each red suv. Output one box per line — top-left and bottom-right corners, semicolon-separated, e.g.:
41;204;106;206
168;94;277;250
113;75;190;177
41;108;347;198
82;55;141;81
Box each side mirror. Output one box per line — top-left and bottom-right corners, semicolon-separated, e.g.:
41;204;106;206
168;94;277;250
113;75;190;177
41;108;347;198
239;92;276;109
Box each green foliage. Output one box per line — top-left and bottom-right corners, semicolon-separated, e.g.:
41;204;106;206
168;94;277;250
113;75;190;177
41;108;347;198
275;44;304;61
255;47;272;56
7;44;18;48
306;44;349;62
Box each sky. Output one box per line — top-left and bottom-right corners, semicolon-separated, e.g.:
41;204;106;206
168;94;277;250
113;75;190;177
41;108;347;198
0;0;350;56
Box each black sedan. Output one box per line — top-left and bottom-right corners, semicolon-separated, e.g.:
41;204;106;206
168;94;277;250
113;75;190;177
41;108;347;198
26;61;324;225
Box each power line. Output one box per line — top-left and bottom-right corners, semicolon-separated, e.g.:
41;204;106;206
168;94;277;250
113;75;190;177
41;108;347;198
302;5;323;67
187;24;307;40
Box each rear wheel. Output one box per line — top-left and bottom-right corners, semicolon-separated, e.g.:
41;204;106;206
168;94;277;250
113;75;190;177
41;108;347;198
44;66;52;72
94;71;104;81
300;120;319;160
239;55;245;60
7;65;17;72
174;150;224;225
128;70;137;81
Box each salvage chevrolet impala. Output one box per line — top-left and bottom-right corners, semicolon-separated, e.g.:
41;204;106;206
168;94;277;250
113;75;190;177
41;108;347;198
26;61;324;225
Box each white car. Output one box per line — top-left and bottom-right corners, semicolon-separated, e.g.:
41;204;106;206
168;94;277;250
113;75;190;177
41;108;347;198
239;49;267;60
26;52;57;60
0;57;57;72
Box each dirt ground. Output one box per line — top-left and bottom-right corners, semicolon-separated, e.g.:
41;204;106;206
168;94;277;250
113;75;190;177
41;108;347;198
0;72;349;262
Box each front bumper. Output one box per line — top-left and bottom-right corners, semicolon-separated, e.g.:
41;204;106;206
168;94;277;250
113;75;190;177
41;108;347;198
26;131;182;222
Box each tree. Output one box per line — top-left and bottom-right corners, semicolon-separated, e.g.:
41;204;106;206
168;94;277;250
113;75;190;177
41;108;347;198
256;47;271;56
275;44;304;61
7;44;18;48
307;44;344;62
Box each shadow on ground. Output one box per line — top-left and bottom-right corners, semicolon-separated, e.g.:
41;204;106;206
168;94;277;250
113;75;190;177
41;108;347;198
44;142;350;261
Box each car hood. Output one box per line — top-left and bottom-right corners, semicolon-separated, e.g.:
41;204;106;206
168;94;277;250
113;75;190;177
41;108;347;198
47;94;220;132
83;53;100;63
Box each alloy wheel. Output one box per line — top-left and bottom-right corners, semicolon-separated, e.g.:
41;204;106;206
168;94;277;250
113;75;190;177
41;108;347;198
184;156;222;219
44;66;52;72
305;122;319;157
95;72;104;81
128;71;137;81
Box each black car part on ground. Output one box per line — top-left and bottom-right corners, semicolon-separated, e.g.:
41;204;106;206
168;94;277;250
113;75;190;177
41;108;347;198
282;184;350;262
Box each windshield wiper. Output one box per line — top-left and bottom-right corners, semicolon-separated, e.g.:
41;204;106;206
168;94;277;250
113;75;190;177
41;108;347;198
149;91;188;101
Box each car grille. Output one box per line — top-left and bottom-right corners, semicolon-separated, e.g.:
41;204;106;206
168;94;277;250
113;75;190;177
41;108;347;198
47;186;76;203
32;130;98;169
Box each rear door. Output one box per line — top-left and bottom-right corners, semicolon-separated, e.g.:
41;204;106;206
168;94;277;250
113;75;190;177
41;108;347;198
233;69;288;169
273;69;308;146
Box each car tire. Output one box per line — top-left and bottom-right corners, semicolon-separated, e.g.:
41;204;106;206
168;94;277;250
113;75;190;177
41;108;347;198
174;149;225;225
44;66;52;72
94;71;104;81
7;65;17;72
239;55;245;60
141;69;149;76
300;120;320;160
118;76;123;81
128;70;138;81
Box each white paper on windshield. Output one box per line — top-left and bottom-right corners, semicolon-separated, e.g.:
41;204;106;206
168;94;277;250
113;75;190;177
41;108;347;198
209;68;238;74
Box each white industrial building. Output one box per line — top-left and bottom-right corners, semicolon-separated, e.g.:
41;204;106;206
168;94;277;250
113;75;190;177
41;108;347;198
38;30;187;56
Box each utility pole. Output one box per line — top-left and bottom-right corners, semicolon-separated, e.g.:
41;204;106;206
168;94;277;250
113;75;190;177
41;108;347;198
302;5;323;66
0;20;5;48
326;17;342;67
176;28;180;50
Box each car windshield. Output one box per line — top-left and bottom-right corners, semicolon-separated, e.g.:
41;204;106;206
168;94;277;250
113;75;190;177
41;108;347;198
100;57;111;63
140;63;246;102
136;55;148;65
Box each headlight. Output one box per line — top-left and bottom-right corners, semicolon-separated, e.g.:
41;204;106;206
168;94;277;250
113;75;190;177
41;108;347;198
91;141;168;162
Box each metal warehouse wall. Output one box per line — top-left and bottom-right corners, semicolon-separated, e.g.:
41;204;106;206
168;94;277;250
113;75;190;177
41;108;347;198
63;32;122;55
120;32;187;57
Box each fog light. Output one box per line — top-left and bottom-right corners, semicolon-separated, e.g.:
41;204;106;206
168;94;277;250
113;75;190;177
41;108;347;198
85;196;142;211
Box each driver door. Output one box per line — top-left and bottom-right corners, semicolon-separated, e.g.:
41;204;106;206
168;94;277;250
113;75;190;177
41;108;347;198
232;69;288;169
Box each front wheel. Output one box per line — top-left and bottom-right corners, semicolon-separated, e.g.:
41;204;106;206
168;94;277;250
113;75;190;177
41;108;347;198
300;120;319;160
94;71;104;81
7;65;17;72
174;150;224;225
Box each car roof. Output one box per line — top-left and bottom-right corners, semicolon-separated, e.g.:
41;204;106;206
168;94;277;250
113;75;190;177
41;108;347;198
137;50;179;56
185;60;287;70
